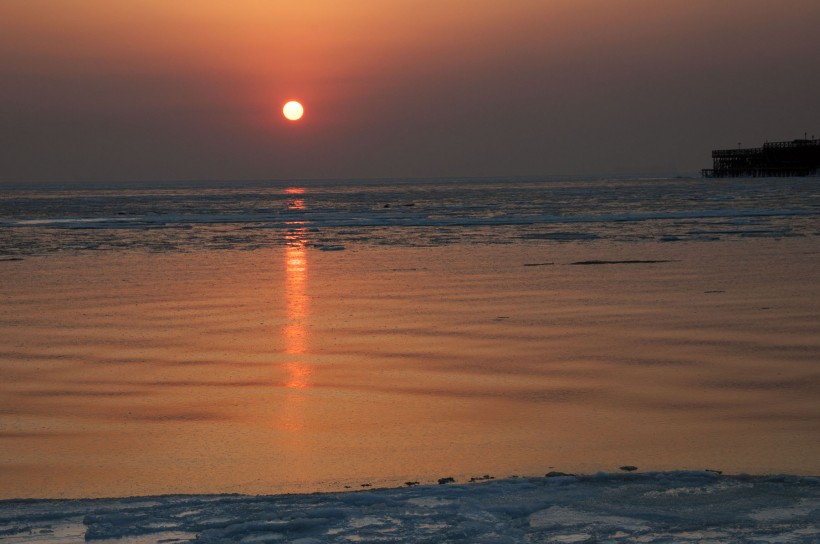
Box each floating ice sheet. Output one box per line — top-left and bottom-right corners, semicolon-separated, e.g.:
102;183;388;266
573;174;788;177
1;472;817;543
1;177;817;254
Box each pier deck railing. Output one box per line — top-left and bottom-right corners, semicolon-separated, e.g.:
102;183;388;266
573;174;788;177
703;138;819;178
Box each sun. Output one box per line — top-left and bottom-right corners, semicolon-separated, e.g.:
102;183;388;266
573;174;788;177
283;101;304;121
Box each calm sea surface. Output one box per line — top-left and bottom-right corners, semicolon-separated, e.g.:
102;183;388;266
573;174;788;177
0;177;818;498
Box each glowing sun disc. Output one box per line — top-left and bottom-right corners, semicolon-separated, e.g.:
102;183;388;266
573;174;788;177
283;101;304;121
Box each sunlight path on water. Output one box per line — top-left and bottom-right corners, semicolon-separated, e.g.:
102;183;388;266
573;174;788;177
0;237;817;498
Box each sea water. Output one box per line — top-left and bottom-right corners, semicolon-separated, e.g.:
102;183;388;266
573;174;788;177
1;175;818;540
0;175;817;254
0;176;818;540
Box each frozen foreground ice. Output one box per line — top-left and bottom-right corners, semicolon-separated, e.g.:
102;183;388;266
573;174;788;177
1;472;818;543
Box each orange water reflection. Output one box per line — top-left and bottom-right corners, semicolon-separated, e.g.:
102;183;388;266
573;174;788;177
286;186;306;212
279;187;311;438
284;219;310;389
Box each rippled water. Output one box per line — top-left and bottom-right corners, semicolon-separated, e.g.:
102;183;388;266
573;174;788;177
1;176;817;254
0;176;818;500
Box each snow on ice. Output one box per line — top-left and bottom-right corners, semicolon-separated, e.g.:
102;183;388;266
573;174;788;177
0;471;817;543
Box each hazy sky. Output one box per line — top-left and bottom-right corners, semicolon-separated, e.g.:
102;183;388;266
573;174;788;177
2;0;819;183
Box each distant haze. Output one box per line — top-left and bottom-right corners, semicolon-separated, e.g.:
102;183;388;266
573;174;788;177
1;0;819;184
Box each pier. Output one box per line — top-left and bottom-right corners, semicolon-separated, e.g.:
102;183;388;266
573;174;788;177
702;137;820;178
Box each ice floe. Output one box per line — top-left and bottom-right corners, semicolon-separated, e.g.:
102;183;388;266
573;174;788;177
0;472;817;543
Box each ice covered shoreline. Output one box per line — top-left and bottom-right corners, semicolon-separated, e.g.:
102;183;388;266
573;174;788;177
1;471;817;543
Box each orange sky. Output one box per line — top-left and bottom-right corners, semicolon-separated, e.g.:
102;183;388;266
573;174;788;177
1;0;819;182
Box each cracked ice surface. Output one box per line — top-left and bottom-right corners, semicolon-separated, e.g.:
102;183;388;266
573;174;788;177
0;472;817;543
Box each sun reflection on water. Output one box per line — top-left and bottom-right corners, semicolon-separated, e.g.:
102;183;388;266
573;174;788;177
277;188;312;438
284;229;310;390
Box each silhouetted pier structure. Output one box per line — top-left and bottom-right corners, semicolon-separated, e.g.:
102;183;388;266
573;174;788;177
702;137;820;178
